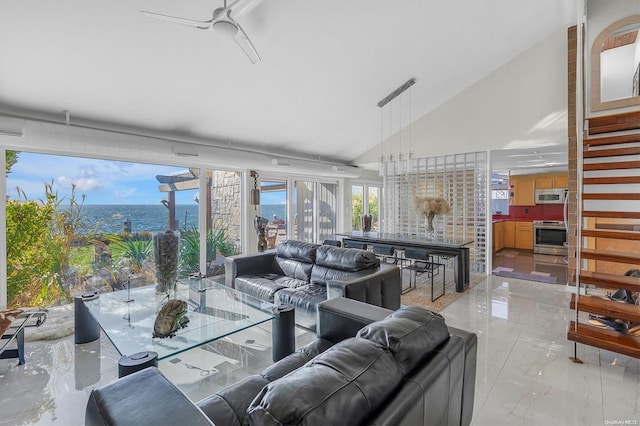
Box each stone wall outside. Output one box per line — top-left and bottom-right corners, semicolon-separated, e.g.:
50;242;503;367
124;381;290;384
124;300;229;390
210;170;242;253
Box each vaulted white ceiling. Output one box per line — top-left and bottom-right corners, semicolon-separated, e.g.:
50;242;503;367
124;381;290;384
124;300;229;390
0;0;576;164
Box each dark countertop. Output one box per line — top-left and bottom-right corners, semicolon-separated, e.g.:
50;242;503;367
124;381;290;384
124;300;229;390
337;232;474;248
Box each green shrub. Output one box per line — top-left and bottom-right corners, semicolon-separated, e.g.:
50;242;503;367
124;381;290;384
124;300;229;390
108;235;153;273
179;226;237;277
6;182;88;307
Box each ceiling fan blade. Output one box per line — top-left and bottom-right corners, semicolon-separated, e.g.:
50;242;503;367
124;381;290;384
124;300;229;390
141;11;212;30
228;0;263;18
232;22;261;63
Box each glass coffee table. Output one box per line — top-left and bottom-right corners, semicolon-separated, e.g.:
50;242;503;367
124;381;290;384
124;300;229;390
82;278;295;363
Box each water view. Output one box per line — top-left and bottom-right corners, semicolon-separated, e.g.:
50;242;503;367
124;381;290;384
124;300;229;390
65;204;287;235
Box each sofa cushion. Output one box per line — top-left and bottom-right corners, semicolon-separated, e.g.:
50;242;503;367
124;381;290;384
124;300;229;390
197;338;333;426
315;245;380;272
261;338;333;382
273;257;314;282
275;240;319;263
246;338;403;426
196;375;269;426
234;275;288;302
357;306;450;374
311;263;378;286
275;284;328;331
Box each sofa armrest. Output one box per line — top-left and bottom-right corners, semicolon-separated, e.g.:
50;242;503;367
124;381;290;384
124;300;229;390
326;264;401;310
85;367;213;426
225;250;277;288
449;326;478;426
316;297;392;343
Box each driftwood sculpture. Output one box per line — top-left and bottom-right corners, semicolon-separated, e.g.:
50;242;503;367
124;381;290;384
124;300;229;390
153;299;189;338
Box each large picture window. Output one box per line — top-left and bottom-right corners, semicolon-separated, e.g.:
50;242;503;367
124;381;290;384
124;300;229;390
3;151;240;309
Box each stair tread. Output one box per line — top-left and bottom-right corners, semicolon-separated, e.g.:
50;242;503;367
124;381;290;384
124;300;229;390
582;133;640;146
583;146;640;158
570;294;640;323
581;248;640;264
577;270;640;291
581;228;640;240
582;211;640;219
582;193;640;200
583;160;640;171
583;176;640;185
587;111;640;135
584;133;640;146
567;321;640;359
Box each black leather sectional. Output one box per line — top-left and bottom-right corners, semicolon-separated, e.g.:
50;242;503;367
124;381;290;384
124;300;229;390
224;240;402;330
85;297;477;426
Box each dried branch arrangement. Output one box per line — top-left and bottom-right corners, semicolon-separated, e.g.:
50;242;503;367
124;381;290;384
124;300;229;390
414;197;451;232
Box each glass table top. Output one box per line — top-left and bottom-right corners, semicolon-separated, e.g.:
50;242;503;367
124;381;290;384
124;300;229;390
83;278;276;360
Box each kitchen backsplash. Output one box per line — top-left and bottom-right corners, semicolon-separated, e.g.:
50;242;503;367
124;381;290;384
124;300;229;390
493;204;564;221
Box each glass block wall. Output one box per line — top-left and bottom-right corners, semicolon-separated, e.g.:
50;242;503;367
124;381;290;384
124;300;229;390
380;152;487;273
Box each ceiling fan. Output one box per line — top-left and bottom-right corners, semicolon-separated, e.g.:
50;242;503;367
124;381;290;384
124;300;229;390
141;0;262;64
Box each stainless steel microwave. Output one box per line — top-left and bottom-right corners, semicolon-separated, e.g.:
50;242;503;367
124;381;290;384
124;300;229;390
535;188;567;204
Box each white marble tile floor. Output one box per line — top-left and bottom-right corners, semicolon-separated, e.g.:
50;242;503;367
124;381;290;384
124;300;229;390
1;275;639;425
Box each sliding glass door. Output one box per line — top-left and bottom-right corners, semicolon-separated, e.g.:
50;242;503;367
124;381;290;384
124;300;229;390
259;179;288;249
293;180;337;243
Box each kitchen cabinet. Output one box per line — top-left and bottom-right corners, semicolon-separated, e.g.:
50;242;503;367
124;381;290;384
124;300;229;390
534;173;568;189
504;221;516;248
515;221;533;250
493;221;504;252
510;175;535;206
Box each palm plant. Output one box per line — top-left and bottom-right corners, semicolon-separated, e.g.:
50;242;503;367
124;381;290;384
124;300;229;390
179;226;237;277
108;235;153;273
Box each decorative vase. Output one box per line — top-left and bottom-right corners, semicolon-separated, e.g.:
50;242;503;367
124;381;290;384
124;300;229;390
361;214;373;232
425;213;436;239
154;230;179;293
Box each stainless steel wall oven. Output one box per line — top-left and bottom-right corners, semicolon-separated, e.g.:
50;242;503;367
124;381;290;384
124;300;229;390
533;220;567;256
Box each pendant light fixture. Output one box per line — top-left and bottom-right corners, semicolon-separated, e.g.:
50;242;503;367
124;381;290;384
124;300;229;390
377;78;416;176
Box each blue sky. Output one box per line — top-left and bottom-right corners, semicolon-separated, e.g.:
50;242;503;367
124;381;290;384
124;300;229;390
6;152;198;205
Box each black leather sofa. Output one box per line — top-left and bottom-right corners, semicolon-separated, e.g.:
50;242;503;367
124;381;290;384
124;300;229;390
85;297;477;426
225;240;402;330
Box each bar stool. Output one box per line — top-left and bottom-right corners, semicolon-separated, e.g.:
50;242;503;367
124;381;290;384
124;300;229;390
370;244;397;265
322;239;342;247
343;240;368;250
402;247;445;301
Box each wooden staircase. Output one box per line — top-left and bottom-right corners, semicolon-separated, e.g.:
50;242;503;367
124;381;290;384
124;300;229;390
568;110;640;361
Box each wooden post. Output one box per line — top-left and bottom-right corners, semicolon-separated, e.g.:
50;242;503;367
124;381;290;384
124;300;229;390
168;191;176;231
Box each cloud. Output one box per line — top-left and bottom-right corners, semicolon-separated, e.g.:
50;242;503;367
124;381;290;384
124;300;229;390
58;176;104;192
78;165;100;179
100;160;134;174
115;188;137;199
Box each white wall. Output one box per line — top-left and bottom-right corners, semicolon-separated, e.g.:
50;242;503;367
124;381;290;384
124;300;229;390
353;28;569;169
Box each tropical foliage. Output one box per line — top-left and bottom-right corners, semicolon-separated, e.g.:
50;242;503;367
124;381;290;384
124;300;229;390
6;182;85;308
108;234;153;273
179;226;237;277
5;150;18;175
